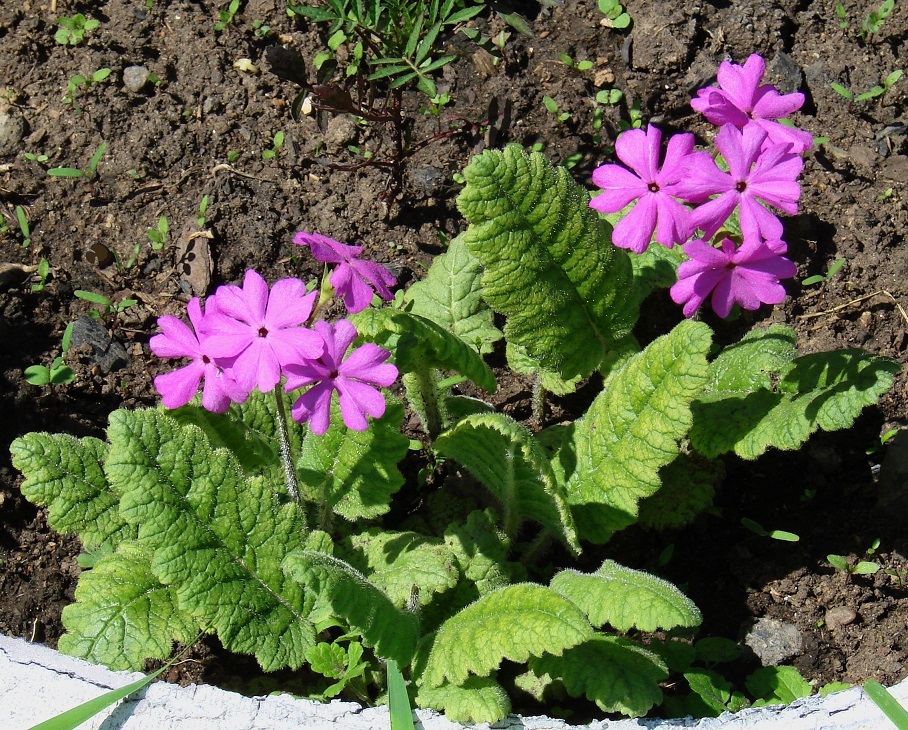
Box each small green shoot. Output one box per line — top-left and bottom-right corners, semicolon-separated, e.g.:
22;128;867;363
741;517;800;542
24;322;75;387
864;679;908;730
214;0;242;32
22;152;49;164
563;152;583;170
559;53;593;72
15;205;31;248
63;68;111;111
802;257;846;286
828;554;880;575
197;195;210;228
618;97;644;131
252;19;271;38
861;0;895;39
75;289;138;319
835;3;848;30
48;142;107;180
598;0;631;28
262;131;285;160
54;14;99;46
31;258;50;292
146;215;169;251
831;70;903;102
226;149;241;163
388;659;416;730
542;95;570;123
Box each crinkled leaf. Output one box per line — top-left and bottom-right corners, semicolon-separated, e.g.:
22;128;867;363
507;341;582;396
105;408;315;671
283;550;418;666
532;636;668;717
169;402;276;472
298;398;409;521
11;433;135;551
434;413;579;554
352;306;496;392
422;583;592;687
692;349;899;459
682;668;749;717
747;666;813;707
403;233;501;355
627;236;685;307
416;676;511;724
457;144;635;380
550;560;701;632
560;320;712;542
637;453;724;530
706;324;798;392
342;529;460;607
58;540;197;670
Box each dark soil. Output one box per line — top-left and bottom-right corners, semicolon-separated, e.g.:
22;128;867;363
1;0;907;717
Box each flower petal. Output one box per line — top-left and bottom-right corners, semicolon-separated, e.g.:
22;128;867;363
614;126;661;182
611;194;659;253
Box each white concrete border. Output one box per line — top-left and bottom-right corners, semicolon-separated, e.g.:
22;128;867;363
2;634;906;729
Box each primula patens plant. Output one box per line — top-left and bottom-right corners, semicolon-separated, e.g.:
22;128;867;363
11;54;900;723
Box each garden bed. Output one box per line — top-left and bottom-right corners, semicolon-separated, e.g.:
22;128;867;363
1;0;907;723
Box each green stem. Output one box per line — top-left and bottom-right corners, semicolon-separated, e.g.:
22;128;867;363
273;388;300;504
410;366;445;441
521;530;554;566
531;376;546;424
502;449;519;541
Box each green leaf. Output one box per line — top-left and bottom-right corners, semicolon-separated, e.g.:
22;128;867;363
47;167;85;178
388;659;417;730
506;341;581;396
684;668;738;716
706;325;798;393
306;641;347;678
416;676;511;723
560;320;712;541
457;144;635;381
747;666;813;706
403;233;501;356
531;636;667;717
443;510;512;597
421;583;592;687
11;433;135;551
550;560;701;632
58;541;197;670
691;348;899;459
637;453;724;530
352;306;496;392
23;365;51;385
297;398;409;520
433;413;579;554
283;550;419;666
105;408;315;671
168;403;276;473
864;680;908;729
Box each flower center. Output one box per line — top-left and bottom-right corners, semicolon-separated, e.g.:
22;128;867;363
202;355;211;364
648;182;660;193
735;180;747;193
258;327;268;338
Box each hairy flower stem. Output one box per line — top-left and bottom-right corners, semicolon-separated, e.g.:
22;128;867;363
273;388;300;504
521;531;554;566
408;366;445;441
532;377;546;424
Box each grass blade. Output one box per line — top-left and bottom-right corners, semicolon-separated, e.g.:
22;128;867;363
388;659;415;730
865;680;908;729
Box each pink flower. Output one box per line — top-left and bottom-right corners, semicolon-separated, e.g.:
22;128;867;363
150;297;247;412
293;231;395;314
199;270;323;393
691;54;813;153
590;125;704;253
284;319;398;435
683;124;803;242
670;236;797;318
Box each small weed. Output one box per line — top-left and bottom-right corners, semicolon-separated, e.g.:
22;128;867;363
867;427;899;456
597;0;631;29
741;517;800;542
22;152;49;164
252;19;271;38
147;215;169;251
542;95;570;123
832;69;902;102
215;0;242;32
559;53;593;72
801;257;846;287
563;152;583;170
15;206;31;248
619;97;644;131
828;540;881;575
834;2;848;30
31;258;50;292
24;322;75;387
63;68;111;111
54;14;99;46
226;149;241;163
75;289;138;320
861;0;894;39
262;131;285;160
198;195;210;228
48;142;108;180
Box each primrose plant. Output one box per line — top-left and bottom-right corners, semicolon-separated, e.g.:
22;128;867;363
11;54;900;724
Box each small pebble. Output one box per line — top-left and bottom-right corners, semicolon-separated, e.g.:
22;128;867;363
825;606;857;631
123;65;151;93
0;112;27;157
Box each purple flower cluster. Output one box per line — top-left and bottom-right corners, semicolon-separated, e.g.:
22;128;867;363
590;54;810;318
150;234;398;434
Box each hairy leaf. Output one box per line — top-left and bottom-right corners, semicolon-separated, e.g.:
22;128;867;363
403;233;501;355
550;560;701;632
637;453;724;530
434;413;579;553
11;433;135;551
105;408;315;671
747;666;813;707
58;541;197;670
342;529;460;607
352;306;496;392
457;144;635;380
443;510;511;595
706;324;798;392
560;320;712;541
298;398;409;521
532;636;668;717
692;348;899;459
422;583;592;687
506;341;582;396
416;676;511;723
283;550;418;666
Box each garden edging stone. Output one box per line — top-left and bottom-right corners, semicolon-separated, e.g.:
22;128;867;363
2;635;906;730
